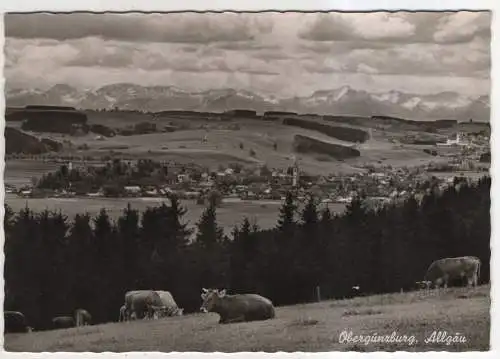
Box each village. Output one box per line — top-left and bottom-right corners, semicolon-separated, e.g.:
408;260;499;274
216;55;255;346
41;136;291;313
6;128;490;209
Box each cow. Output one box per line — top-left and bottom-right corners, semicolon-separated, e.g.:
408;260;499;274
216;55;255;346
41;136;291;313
422;256;481;291
124;290;163;320
52;316;75;329
75;308;92;326
4;311;31;333
200;288;276;324
154;290;184;318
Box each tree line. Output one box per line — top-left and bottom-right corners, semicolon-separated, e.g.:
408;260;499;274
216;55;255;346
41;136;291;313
4;176;490;330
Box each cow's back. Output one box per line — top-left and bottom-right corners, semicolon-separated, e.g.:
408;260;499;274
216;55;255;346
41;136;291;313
125;290;151;308
222;293;275;321
156;290;178;308
240;293;274;306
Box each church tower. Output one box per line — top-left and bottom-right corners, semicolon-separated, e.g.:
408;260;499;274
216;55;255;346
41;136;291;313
292;156;299;187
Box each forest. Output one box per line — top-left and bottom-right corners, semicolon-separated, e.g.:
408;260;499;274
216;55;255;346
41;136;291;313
4;176;491;330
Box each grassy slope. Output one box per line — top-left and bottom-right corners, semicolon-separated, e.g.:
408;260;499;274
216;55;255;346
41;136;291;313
11;111;458;175
4;286;490;352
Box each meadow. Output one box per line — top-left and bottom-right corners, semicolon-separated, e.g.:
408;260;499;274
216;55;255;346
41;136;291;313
12;111;459;176
4;285;490;352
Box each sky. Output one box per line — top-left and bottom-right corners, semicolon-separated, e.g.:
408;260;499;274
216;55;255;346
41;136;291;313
4;11;491;98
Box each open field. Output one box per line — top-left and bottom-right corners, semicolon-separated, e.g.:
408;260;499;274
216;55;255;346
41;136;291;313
6;111;465;175
4;285;490;352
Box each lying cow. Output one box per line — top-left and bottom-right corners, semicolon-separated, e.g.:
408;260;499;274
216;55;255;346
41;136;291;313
4;311;32;333
75;308;92;326
52;316;75;329
421;256;481;290
200;288;275;324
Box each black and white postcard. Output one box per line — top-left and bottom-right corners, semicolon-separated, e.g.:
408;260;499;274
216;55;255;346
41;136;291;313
2;4;493;353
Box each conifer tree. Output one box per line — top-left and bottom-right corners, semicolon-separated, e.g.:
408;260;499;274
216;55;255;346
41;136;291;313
195;200;224;248
276;191;297;237
117;203;140;289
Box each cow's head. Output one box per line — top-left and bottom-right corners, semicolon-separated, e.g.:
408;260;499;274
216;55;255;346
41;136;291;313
200;288;226;313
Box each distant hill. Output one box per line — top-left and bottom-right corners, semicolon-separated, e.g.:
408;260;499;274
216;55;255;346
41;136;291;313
5;127;62;154
5;84;490;122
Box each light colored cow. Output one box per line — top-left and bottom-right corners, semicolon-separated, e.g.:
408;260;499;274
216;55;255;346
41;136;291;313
154;290;184;318
125;290;163;320
200;288;275;324
75;308;92;326
422;256;481;290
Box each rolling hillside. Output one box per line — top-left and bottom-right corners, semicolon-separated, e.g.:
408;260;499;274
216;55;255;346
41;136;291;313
4;286;490;352
5;111;451;176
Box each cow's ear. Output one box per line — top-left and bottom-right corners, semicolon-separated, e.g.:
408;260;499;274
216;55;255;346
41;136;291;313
219;289;226;297
202;288;208;293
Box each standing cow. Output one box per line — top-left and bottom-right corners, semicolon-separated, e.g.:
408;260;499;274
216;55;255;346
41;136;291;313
75;308;92;326
4;311;32;333
422;256;481;290
153;291;184;318
200;288;276;324
52;316;75;329
125;290;163;320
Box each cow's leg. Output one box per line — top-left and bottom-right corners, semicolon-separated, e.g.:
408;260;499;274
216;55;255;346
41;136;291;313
472;274;478;289
443;275;449;291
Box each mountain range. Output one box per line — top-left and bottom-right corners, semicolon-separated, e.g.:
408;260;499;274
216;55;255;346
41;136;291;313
5;84;490;122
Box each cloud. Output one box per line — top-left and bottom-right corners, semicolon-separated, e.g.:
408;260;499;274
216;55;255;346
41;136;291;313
5;37;281;77
357;63;378;74
214;41;278;51
434;12;491;43
5;12;273;43
4;12;491;98
299;12;415;42
299;11;490;44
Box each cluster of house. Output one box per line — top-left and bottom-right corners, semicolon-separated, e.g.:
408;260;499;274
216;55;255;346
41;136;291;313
9;135;488;205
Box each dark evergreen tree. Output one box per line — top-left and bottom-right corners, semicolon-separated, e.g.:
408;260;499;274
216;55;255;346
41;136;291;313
69;213;94;311
195;200;224;248
276;191;297;237
117;203;140;290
